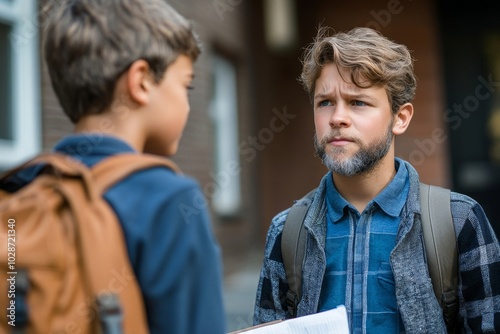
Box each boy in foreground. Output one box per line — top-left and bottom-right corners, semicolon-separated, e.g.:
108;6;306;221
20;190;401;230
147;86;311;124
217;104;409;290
29;0;225;333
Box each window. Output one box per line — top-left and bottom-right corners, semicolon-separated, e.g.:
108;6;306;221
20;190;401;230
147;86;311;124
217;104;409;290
209;55;241;216
0;22;13;141
0;1;41;169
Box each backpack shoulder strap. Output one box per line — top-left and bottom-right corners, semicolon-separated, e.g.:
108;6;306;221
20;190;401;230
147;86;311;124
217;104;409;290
88;154;180;332
419;183;458;329
0;153;181;198
0;153;93;192
281;188;316;318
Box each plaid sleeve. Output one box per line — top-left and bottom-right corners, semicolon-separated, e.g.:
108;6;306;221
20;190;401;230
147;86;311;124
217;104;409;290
453;196;500;333
253;211;290;325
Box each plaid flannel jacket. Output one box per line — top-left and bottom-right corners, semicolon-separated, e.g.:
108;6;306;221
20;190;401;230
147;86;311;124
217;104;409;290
253;158;500;333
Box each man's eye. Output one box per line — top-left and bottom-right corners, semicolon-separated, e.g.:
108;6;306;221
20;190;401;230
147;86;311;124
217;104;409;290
319;100;332;107
352;100;366;107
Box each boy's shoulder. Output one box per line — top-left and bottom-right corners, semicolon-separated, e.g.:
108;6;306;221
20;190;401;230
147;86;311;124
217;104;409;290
116;162;200;197
54;134;201;197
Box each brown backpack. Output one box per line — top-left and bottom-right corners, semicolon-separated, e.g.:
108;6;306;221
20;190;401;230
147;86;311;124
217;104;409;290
0;153;181;334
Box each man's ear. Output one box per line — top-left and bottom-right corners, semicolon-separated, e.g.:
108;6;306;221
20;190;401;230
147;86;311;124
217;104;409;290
392;103;414;135
126;59;154;106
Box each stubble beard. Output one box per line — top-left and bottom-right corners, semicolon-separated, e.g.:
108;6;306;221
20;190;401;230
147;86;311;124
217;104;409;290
314;122;394;177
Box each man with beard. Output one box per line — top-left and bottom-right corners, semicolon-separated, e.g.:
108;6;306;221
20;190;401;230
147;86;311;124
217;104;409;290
253;27;500;333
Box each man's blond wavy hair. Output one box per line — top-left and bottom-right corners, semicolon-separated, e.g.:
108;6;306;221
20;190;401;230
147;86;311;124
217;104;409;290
300;27;416;114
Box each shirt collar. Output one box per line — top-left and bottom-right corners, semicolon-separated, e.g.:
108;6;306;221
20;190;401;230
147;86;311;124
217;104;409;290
54;133;136;156
325;172;351;222
373;159;409;217
325;159;409;220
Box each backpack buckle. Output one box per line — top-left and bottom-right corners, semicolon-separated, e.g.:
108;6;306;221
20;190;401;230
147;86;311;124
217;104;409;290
441;290;458;331
441;290;457;315
96;293;123;334
285;290;299;318
15;269;30;329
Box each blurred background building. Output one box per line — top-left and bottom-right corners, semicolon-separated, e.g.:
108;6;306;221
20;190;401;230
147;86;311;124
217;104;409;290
1;0;500;331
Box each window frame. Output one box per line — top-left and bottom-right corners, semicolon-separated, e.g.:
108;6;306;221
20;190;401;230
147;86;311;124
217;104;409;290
0;1;41;169
209;54;242;217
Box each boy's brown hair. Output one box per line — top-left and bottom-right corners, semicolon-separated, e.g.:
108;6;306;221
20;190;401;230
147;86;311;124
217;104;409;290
43;0;201;123
300;27;416;114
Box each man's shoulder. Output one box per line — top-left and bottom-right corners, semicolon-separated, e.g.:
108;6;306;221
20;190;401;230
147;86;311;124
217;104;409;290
269;181;327;227
267;189;320;234
271;207;292;228
448;190;486;222
449;190;480;207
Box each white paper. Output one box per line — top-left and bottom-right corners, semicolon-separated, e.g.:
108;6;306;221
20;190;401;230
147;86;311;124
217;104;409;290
239;305;349;334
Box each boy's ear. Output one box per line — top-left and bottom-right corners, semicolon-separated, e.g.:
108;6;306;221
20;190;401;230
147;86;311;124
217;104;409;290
392;103;414;135
126;60;154;105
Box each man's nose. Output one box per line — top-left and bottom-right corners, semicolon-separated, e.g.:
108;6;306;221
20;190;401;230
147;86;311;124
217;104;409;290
329;103;351;128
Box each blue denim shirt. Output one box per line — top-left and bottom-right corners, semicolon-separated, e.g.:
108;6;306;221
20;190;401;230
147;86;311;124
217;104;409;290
254;158;500;333
319;162;409;333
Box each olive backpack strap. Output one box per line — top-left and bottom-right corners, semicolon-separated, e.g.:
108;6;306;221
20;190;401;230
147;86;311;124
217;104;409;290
281;189;316;318
419;183;458;332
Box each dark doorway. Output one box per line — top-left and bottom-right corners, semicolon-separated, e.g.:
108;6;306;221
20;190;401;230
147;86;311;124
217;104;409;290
437;0;500;237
